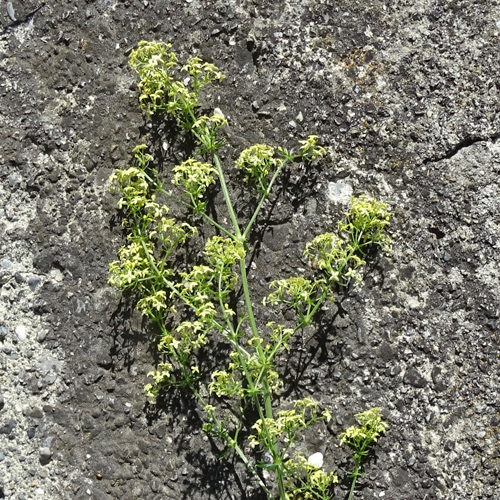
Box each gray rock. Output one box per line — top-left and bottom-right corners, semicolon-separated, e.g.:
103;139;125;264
0;420;16;435
305;198;317;215
379;342;395;362
35;356;61;385
39;447;52;466
43;436;56;449
327;179;353;204
6;2;16;22
27;277;41;292
431;366;448;392
36;329;48;343
403;368;427;388
262;223;291;252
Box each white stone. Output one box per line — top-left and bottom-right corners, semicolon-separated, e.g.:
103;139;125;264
213;107;225;120
15;325;27;342
327;180;353;204
307;452;323;468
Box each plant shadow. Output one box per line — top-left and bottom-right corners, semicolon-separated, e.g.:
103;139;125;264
144;386;267;500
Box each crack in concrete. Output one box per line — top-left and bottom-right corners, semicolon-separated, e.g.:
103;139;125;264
423;132;500;164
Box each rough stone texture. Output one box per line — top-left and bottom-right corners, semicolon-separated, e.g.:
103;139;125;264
1;1;499;499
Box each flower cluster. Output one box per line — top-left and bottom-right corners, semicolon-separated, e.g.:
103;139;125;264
304;196;391;287
297;135;326;161
109;239;156;292
339;196;391;251
249;398;331;450
265;277;325;324
236;144;279;194
284;454;338;500
172;158;217;212
339;407;387;451
129;41;225;134
304;232;365;286
182;56;225;91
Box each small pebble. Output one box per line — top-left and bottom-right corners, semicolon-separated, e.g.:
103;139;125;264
308;452;323;468
36;329;48;343
15;325;27;342
6;2;16;22
39;447;52;465
213;107;225;119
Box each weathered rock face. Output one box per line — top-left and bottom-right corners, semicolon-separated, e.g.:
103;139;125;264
1;1;499;499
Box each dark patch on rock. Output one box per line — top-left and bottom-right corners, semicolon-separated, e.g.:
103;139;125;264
403;368;427;388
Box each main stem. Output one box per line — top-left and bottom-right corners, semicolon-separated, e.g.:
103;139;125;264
212;149;286;499
347;456;362;500
213;153;242;240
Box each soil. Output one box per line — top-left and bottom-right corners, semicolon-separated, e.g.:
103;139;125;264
1;0;499;499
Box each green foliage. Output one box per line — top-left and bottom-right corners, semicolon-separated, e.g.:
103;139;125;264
304;197;391;287
235;138;326;195
249;398;331;450
265;277;324;326
340;408;388;500
129;40;226;152
284;454;338;500
109;41;391;500
236;144;280;195
266;197;391;329
339;196;391;251
172;158;217;213
340;407;387;452
297;135;326;161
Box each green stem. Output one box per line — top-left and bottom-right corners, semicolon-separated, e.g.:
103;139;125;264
144;173;236;240
190;383;271;497
212;153;242;238
301;290;328;327
347;456;362;500
243;159;289;239
239;259;286;498
209;148;281;479
239;260;273;416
